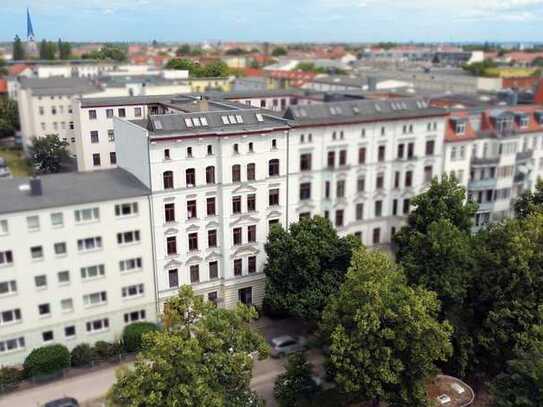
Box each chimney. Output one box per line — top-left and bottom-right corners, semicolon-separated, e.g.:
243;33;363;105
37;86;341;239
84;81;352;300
534;79;543;105
29;177;42;196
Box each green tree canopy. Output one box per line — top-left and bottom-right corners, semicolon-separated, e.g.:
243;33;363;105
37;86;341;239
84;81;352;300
29;134;69;174
514;179;543;219
274;353;318;407
176;44;191;56
0;97;19;138
165;58;230;78
263;216;362;322
12;35;25;61
57;39;72;60
39;40;57;60
271;47;287;57
109;286;268;407
82;45;127;62
321;247;452;407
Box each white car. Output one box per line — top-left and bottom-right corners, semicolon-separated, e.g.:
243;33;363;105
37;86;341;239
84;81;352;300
270;335;306;358
0;157;10;178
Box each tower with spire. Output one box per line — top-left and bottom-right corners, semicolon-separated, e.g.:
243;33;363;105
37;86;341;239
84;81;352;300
24;7;38;58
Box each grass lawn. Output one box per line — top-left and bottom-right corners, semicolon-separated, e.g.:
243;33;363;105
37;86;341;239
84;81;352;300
484;67;538;78
0;147;32;177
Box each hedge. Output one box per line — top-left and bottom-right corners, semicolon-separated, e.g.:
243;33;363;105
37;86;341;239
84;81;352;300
23;344;70;377
70;343;96;367
0;366;23;393
94;341;122;361
122;322;159;353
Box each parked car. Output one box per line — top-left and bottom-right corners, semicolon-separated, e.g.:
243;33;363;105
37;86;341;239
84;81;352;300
43;397;80;407
0;157;10;178
270;335;306;358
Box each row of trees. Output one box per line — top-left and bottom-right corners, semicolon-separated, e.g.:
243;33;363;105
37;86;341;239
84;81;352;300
165;58;231;77
81;44;127;62
12;36;72;61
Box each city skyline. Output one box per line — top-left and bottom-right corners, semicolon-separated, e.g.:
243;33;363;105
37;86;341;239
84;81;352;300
1;0;543;43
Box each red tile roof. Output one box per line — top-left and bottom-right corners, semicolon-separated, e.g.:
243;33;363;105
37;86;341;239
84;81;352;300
8;64;29;76
0;79;7;93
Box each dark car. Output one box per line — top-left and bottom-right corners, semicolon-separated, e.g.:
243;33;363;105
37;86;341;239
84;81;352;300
43;397;80;407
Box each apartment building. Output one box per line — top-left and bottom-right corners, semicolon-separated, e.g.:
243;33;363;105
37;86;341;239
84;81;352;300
443;105;543;229
115;109;291;309
0;170;156;365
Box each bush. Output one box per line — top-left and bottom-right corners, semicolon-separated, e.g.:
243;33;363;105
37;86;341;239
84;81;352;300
23;344;70;377
0;366;23;393
122;322;159;353
274;353;319;407
70;343;96;367
94;341;122;361
262;297;290;319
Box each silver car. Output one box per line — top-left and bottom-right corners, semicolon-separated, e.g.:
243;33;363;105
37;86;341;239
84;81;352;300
270;335;306;358
0;157;10;178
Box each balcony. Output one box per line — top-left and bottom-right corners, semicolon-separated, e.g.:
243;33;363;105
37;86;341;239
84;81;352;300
516;150;534;162
468;177;497;190
471;157;500;166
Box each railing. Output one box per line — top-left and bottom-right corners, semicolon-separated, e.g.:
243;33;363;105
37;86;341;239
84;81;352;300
471;157;500;166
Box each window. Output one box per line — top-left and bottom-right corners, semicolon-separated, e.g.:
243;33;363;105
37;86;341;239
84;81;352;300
299;212;311;221
268;159;279;176
231;195;242;214
378;145;386;162
205;197;216;217
83;291;107;307
356;203;364;220
188;233;199;251
403;198;411;215
186;168;196;187
207;145;213;155
164;149;171;160
65;326;76;338
105;108;114;118
119;258;142;272
134;107;142;117
38;303;51;316
110;152;117;165
42;331;54;342
81;264;105;280
187;200;197;219
336;180;345;198
30;246;43;260
209;261;219;279
335;209;344;227
247;194;256;211
234;259;242;276
397;143;405;159
86;318;109;333
115;202;138;217
233;227;242;245
208;230;218;248
75;208;99;223
372;228;381;244
0;251;13;265
407;142;415;159
49;212;63;228
426;140;435;156
269;189;279;206
167;236;177;255
0;280;17;296
92;153;101;167
424;166;433;183
392;199;398;216
206;166;215;184
376;173;384;190
54;242;67;256
186;147;193;158
118;108;126;118
248;142;254;153
247;163;256;181
358;147;366;164
272;139;277;149
239;286;252;304
122;284;144;298
89;110;97;120
357;177;365;192
405;171;413;188
300;153;312;171
456;122;466;134
163;171;174;189
124;310;146;323
60;298;73;312
248;225;256;242
90;131;99;143
0;309;21;325
300;182;311;200
394;171;400;189
0;337;25;353
375;200;383;217
327;151;335;168
233;144;239;154
27;215;40;231
117;230;140;245
248;256;256;274
339;150;347;166
232;165;241;182
190;265;199;283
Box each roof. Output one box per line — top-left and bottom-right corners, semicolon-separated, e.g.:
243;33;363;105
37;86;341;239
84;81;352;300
8;64;30;76
308;75;365;88
284;98;447;126
0;169;150;216
19;77;101;96
0;79;6;93
139;108;289;139
81;94;176;108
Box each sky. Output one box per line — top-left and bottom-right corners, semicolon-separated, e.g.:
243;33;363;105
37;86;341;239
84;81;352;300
1;0;543;43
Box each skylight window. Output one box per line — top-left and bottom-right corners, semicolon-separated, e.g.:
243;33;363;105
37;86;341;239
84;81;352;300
228;115;236;124
256;113;264;122
235;114;244;124
353;106;360;113
154;119;163;129
193;117;201;127
184;118;193;128
375;104;382;112
221;115;229;125
330;106;337;115
201;117;208;126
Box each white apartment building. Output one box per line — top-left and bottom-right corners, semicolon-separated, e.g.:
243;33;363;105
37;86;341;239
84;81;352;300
0;170;156;366
115;110;291;309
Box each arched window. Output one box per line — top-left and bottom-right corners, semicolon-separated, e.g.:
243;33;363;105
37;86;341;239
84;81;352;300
206;166;215;184
163;171;174;189
268;159;279;177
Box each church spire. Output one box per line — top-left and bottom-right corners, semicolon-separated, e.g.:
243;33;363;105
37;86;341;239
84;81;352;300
26;8;35;41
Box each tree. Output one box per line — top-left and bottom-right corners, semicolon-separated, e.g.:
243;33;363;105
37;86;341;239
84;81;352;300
39;40;57;60
12;35;25;61
0;58;7;76
514;179;543;218
109;286;268;407
203;60;230;77
176;44;191;56
225;47;248;56
321;247;452;407
166;58;195;71
471;214;543;375
29;134;69;174
274;353;318;406
263;216;362;322
271;47;287;57
57;38;71;60
490;325;543;407
462;59;498;77
82;44;127;62
295;62;326;73
0;97;19;138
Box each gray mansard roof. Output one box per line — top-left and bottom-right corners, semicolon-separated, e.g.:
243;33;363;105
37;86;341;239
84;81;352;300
19;77;102;96
140;109;289;137
0;169;150;215
284;98;447;126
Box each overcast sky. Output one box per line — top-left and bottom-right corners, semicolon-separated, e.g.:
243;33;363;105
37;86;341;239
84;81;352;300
1;0;543;43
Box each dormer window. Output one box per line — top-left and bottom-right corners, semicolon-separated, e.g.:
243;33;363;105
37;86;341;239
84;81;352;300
520;116;529;128
456;122;465;135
